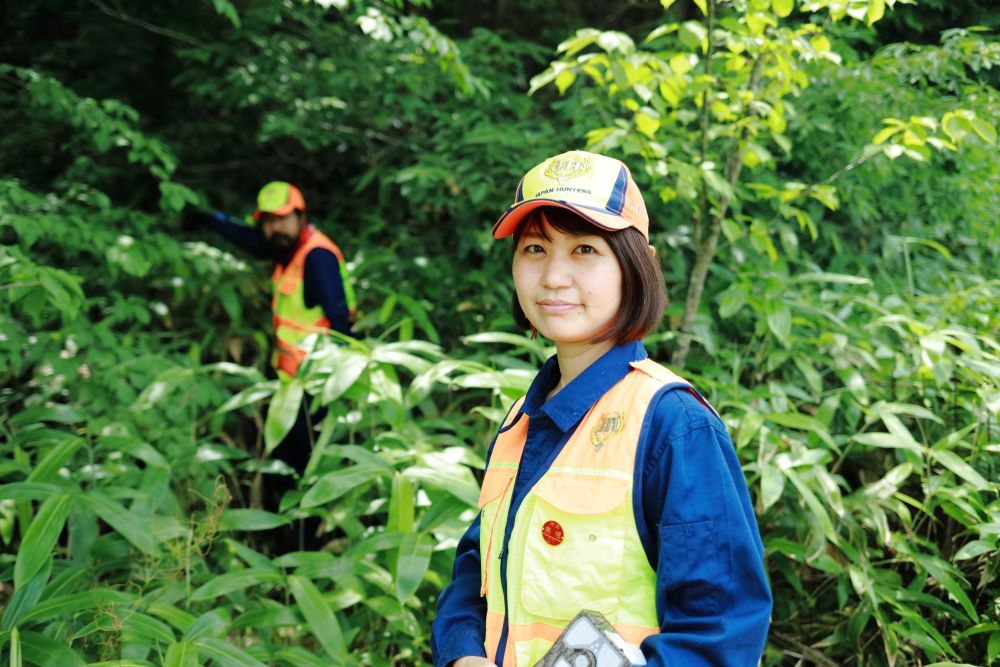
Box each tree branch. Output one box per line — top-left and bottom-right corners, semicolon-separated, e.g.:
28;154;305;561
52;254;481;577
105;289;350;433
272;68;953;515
693;0;717;250
672;50;767;369
87;0;205;47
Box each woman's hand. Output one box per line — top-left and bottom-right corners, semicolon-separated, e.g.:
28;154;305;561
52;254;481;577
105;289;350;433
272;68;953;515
453;657;498;667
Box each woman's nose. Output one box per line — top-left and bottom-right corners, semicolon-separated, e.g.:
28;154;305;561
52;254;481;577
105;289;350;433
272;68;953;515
541;254;572;288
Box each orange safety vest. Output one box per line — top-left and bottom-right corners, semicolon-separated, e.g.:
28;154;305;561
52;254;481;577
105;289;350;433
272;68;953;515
270;225;354;379
478;358;718;665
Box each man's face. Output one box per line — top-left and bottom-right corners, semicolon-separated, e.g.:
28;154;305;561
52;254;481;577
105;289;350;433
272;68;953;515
260;211;304;256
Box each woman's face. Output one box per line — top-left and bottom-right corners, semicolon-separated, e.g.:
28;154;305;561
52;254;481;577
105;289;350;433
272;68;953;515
513;221;622;346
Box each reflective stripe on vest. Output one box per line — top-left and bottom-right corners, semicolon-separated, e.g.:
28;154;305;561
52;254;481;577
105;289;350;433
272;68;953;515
271;225;356;379
478;358;718;666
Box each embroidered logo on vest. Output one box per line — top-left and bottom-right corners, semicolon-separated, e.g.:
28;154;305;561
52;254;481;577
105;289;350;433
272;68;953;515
590;412;625;453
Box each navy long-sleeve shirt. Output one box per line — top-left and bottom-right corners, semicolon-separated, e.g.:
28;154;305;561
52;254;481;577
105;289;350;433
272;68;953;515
431;341;772;666
210;214;352;336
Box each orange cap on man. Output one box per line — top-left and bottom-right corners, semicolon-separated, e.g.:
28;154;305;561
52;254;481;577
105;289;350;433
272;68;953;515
253;181;306;220
492;150;649;241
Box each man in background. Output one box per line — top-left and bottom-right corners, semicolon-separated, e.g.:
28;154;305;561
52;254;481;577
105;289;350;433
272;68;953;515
187;181;356;549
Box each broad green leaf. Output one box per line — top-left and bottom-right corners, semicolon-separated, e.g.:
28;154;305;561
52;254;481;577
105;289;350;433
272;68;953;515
14;493;72;587
218;509;291;532
210;0;241;28
395;532;432;601
772;0;793;18
265;378;305;453
0;567;49;631
908;552;978;621
320;352;369;403
10;404;84;427
99;435;169;469
717;284;747;318
765;412;835;449
929;449;990;490
405;455;480;507
970;116;997;144
765;303;792;345
287;575;346;662
19;630;85;667
22;589;133;624
122;612;176;644
216;382;276;414
163;642;199;667
225;539;279;571
273;647;330;667
760;463;785;511
26;437;84;483
678;21;707;51
862;463;913;500
853;432;923;455
0;482;63;502
190;568;284;601
145;603;196;634
990;631;1000;665
193;638;267;667
82;491;158;555
735;411;763;449
866;0;885;25
181;609;230;641
953;540;995;561
387;473;415;535
784;469;839;545
300;462;386;508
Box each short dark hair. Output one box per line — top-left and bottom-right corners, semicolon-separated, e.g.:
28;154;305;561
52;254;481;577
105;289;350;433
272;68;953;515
511;207;667;345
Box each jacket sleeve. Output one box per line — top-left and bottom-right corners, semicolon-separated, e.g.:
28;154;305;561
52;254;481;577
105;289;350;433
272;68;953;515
634;388;772;667
431;513;488;667
302;248;352;336
209;212;271;259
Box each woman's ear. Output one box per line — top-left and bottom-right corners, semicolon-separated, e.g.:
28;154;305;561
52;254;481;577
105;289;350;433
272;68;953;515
648;244;657;258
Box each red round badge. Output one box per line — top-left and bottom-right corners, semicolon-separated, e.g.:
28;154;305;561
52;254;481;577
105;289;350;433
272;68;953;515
541;520;564;546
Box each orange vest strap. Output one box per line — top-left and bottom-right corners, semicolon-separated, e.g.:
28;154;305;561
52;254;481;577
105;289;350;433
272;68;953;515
630;358;721;419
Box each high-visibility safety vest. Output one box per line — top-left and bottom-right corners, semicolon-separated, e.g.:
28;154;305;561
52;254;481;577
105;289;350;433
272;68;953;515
271;225;356;379
478;358;718;666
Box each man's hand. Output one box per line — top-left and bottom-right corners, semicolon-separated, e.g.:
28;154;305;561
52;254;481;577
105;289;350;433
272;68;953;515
453;658;498;667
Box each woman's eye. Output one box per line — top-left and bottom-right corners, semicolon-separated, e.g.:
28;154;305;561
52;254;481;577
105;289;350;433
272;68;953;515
575;245;596;254
523;244;544;254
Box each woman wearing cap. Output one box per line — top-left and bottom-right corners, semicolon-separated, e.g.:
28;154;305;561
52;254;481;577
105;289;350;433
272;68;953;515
431;151;771;666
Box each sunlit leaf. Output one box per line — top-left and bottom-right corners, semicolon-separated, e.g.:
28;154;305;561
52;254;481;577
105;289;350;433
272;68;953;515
287;575;346;662
14;493;72;587
265;378;305;454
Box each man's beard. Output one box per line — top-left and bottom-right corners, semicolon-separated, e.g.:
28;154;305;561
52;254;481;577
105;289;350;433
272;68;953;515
266;233;297;259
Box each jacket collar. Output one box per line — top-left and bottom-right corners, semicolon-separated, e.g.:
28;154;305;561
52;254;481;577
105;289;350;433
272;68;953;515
519;340;647;433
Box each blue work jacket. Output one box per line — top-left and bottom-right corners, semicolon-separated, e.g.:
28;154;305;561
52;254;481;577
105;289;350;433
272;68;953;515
211;213;352;336
431;341;772;666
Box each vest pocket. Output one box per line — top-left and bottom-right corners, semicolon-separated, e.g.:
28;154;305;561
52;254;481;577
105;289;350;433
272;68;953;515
479;468;515;596
519;474;630;620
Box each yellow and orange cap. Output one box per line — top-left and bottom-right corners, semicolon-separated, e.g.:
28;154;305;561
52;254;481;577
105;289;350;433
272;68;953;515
492;150;649;241
252;181;306;220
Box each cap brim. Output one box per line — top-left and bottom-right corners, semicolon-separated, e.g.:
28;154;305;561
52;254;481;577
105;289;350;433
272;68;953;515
492;199;634;239
252;203;297;220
